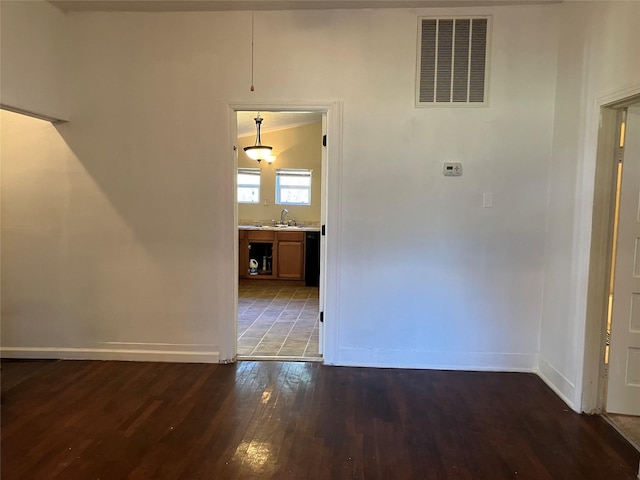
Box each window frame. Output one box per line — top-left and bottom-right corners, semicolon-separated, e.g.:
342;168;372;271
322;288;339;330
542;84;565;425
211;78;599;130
237;167;261;204
275;168;312;206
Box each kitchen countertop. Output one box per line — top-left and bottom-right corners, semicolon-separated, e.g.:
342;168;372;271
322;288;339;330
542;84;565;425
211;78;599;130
239;225;321;232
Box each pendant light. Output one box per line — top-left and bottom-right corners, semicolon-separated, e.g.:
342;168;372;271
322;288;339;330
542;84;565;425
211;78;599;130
243;15;274;164
244;113;273;163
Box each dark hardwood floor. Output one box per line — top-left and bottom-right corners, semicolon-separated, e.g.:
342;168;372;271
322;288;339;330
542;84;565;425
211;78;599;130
1;359;638;479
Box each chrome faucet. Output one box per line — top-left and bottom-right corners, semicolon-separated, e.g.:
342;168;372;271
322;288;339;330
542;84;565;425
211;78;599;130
280;208;289;225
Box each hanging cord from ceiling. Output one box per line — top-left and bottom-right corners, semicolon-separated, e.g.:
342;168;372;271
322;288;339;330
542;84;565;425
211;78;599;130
250;11;255;92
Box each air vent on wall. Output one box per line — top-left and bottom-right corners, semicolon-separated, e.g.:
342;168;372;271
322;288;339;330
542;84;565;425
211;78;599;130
416;16;490;106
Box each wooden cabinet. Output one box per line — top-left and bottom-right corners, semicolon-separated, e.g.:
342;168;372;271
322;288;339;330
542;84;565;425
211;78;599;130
276;231;305;280
239;229;306;281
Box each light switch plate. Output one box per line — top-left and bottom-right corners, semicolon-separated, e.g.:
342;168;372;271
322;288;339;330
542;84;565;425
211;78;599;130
443;162;462;176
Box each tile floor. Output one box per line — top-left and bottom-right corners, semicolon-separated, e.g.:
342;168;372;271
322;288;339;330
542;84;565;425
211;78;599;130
237;284;320;359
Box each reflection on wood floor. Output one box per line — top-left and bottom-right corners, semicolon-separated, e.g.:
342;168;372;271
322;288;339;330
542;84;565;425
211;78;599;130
237;284;320;359
2;360;639;479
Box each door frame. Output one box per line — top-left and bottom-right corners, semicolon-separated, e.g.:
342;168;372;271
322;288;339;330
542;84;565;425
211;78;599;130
225;101;343;364
582;89;640;413
605;104;640;415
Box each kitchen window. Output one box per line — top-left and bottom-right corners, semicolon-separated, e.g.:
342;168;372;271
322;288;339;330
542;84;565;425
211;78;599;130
238;168;260;204
275;169;312;206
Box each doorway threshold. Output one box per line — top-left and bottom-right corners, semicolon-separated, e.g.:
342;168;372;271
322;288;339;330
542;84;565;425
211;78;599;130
603;413;640;452
237;355;323;363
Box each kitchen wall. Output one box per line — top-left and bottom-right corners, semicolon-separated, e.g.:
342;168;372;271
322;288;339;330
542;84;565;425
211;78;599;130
0;3;579;381
237;121;322;225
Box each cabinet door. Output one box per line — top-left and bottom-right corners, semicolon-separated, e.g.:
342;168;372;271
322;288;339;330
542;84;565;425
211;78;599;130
238;230;247;278
277;241;304;279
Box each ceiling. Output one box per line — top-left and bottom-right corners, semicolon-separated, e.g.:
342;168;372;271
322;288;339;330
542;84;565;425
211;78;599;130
237;111;323;137
49;0;559;12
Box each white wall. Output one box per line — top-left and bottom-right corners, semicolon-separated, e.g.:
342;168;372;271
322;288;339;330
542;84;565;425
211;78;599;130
539;0;640;411
0;0;69;120
331;5;558;369
2;5;560;369
1;110;223;362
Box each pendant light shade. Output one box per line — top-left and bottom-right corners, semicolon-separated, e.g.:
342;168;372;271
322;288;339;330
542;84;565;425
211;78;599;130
244;113;273;163
244;146;273;161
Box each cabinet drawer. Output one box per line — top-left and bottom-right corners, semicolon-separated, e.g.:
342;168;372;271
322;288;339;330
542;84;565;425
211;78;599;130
277;231;305;242
247;230;275;241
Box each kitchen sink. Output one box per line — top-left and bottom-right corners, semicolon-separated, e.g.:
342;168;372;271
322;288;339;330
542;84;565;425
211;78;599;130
238;224;305;230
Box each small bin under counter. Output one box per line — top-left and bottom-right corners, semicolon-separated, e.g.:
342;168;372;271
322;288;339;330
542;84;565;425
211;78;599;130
246;230;275;277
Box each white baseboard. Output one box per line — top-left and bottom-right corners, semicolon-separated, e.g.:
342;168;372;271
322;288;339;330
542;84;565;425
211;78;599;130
333;347;538;372
536;356;578;411
1;343;220;363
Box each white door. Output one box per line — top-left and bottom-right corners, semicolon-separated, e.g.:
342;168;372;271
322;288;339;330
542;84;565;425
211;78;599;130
607;105;640;415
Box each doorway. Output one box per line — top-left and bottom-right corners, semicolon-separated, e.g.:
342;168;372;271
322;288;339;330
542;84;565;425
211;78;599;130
604;102;640;449
591;97;640;450
233;108;326;361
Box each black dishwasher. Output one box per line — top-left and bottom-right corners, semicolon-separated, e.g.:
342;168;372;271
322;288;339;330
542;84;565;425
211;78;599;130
305;231;320;287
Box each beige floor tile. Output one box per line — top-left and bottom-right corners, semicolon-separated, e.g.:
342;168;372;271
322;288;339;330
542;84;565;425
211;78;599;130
279;347;306;356
237;284;321;359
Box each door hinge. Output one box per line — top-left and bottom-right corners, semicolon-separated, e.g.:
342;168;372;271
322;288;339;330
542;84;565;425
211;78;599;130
321;225;326;236
322;134;327;147
320;311;324;323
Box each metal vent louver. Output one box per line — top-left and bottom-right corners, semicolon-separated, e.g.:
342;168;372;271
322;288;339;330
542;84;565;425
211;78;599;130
417;17;489;105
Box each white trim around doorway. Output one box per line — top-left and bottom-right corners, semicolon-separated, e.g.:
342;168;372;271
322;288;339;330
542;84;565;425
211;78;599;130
581;84;640;414
225;101;344;365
